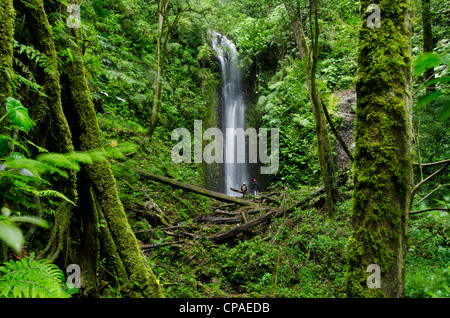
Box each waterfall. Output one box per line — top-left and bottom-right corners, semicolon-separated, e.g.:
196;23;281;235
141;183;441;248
211;32;250;196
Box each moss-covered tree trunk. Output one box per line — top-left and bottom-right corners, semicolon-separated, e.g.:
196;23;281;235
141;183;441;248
65;28;162;298
0;0;16;264
24;0;78;267
0;0;14;117
345;0;413;298
22;0;162;297
284;2;338;217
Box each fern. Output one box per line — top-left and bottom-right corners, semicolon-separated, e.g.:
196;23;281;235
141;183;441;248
36;190;75;206
13;41;54;76
0;254;71;298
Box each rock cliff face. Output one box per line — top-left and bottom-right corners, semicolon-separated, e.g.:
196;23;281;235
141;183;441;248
334;89;356;172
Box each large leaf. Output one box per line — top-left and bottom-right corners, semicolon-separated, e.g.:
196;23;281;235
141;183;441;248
415;91;444;110
413;53;446;76
5;97;34;132
0;221;24;253
423;76;450;87
9;215;50;229
438;100;450;122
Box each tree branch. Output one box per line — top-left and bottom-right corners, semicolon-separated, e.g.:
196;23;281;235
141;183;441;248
412;162;450;198
410;208;450;215
413;158;450;167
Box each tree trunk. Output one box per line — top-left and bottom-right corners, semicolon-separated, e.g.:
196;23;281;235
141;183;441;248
284;2;338;217
23;0;162;297
0;0;16;264
24;0;78;264
148;0;171;138
422;0;435;93
64;28;163;298
345;0;413;298
129;165;254;206
0;0;14;122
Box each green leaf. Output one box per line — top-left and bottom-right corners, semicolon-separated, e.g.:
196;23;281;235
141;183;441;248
415;91;444;110
413;53;445;76
37;190;76;206
423;76;450;87
5;97;34;132
9;215;50;229
438;100;450;122
0;135;7;157
1;207;11;217
0;221;24;253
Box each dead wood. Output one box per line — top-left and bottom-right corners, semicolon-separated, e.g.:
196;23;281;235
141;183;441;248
125;165;254;206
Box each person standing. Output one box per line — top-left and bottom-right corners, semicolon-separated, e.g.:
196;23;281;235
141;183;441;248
252;179;259;197
241;182;248;199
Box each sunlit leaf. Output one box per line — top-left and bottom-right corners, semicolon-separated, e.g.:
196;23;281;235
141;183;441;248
0;221;24;253
5;97;34;132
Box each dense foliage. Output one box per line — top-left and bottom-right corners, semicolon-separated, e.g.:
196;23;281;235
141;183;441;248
0;0;448;299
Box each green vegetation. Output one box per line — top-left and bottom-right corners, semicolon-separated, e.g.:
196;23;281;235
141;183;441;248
0;0;448;299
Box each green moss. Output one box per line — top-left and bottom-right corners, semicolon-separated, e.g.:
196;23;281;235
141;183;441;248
0;0;15;121
64;29;163;297
346;0;413;298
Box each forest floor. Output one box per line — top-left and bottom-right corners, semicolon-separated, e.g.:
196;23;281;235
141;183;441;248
98;112;449;298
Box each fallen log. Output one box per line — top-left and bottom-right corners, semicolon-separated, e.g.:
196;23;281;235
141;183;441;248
209;210;277;243
230;187;245;194
124;165;254;206
196;215;242;224
207;188;326;243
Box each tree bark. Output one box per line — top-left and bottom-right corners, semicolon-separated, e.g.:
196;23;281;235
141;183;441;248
0;0;16;263
24;0;78;265
284;1;339;217
345;0;413;298
64;28;163;298
422;0;435;93
0;0;15;123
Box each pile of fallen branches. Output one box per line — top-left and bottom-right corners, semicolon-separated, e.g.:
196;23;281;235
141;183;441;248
122;165;326;250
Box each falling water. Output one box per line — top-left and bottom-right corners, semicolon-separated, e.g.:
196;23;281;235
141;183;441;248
211;32;250;196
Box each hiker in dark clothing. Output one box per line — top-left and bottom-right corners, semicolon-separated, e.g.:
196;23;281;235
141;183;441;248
252;179;259;197
241;182;248;199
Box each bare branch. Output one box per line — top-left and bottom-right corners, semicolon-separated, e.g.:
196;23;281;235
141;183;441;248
413;183;449;206
413;158;450;167
412;162;450;199
410;208;450;215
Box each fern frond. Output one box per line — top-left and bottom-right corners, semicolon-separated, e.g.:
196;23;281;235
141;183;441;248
0;254;71;298
37;190;76;206
14;41;55;76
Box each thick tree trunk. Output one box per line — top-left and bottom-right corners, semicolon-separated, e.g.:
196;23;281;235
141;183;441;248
0;0;14;121
65;29;163;298
0;0;16;264
24;0;78;264
345;0;413;298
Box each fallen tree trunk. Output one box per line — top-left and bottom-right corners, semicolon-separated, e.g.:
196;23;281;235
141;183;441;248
209;210;277;243
208;187;325;243
125;165;254;206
